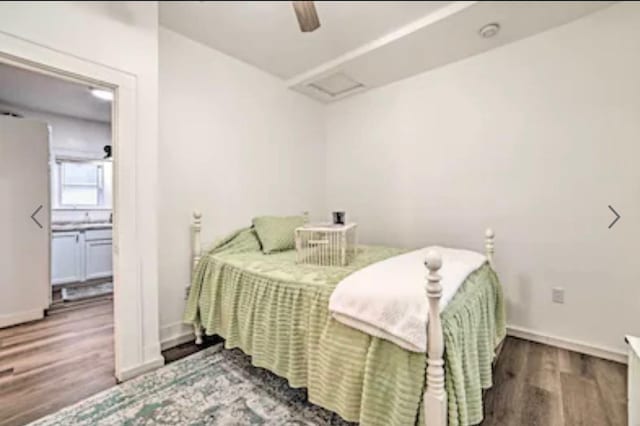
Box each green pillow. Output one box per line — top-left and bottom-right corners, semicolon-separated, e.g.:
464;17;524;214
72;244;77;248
252;215;306;254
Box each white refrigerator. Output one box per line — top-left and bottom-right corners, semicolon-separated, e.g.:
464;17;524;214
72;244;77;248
0;115;50;328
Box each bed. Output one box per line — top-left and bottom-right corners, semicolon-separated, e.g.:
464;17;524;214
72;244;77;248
184;211;505;426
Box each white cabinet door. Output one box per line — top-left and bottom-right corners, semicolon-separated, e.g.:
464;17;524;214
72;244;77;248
0;116;50;327
51;232;81;285
85;239;113;280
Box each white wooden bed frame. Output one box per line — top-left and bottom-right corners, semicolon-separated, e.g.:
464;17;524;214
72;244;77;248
189;210;495;426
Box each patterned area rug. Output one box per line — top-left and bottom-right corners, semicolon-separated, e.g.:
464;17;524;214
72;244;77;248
30;345;354;425
61;282;113;301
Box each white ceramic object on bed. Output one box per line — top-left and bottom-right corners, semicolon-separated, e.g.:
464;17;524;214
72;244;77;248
189;209;496;426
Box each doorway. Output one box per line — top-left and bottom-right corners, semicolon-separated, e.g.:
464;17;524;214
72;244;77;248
0;26;163;399
0;62;116;424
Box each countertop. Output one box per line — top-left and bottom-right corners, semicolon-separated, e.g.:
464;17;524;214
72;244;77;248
51;222;113;232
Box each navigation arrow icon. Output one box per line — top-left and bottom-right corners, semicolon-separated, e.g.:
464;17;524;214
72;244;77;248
31;205;43;229
608;205;621;229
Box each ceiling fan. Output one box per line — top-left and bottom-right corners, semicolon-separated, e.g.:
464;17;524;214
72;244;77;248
292;1;321;32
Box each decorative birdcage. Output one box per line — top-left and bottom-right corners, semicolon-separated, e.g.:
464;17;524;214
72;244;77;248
295;223;358;266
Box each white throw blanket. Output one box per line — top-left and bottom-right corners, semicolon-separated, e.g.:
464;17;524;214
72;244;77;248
329;246;486;353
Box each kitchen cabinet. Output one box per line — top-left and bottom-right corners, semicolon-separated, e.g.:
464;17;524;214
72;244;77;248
51;227;112;285
51;231;82;285
84;229;113;280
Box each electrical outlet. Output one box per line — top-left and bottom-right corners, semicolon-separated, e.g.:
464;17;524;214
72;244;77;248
184;285;191;300
552;287;564;304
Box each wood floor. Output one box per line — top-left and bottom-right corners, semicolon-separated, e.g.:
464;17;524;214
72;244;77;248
482;337;628;425
0;295;115;426
164;336;629;426
0;296;628;426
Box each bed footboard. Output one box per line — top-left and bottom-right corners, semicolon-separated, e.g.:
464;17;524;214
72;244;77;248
424;250;447;426
423;228;495;426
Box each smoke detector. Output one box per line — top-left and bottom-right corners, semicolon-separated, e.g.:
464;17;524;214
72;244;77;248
479;23;500;38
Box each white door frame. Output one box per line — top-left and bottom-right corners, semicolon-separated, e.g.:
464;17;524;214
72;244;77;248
0;32;163;380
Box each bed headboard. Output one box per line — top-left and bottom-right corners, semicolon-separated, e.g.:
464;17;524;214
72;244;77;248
191;210;202;280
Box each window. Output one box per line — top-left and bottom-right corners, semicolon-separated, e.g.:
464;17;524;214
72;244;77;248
58;161;104;207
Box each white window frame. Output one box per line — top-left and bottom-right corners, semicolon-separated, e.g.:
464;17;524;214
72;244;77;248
57;159;106;208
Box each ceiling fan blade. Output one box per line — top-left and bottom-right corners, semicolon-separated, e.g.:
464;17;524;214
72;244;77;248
292;1;320;33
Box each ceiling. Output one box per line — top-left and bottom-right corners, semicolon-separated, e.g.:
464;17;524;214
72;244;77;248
160;1;613;103
0;62;111;122
160;1;452;79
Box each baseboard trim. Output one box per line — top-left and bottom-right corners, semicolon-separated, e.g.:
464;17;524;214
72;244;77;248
0;308;44;328
160;321;195;351
507;325;627;364
117;356;165;382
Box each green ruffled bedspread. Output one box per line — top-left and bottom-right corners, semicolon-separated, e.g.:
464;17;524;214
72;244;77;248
184;228;505;425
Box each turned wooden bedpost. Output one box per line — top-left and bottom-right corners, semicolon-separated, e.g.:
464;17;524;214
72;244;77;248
424;250;446;426
485;228;495;268
192;210;203;345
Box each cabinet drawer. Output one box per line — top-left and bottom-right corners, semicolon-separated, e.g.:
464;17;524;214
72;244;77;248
85;229;112;241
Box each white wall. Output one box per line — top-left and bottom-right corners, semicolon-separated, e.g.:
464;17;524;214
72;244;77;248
2;1;635;366
158;28;326;345
0;102;110;157
325;3;640;354
0;1;161;377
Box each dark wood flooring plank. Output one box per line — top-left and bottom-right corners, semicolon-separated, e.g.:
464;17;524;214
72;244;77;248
559;349;595;379
0;366;116;426
0;297;115;426
0;324;114;373
0;299;112;340
478;337;530;425
560;372;611;426
521;342;564;424
0;350;113;394
525;341;561;393
1;312;112;349
46;295;113;316
590;356;628;425
519;384;559;426
162;335;223;364
0;359;114;421
0;367;14;379
482;337;626;426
